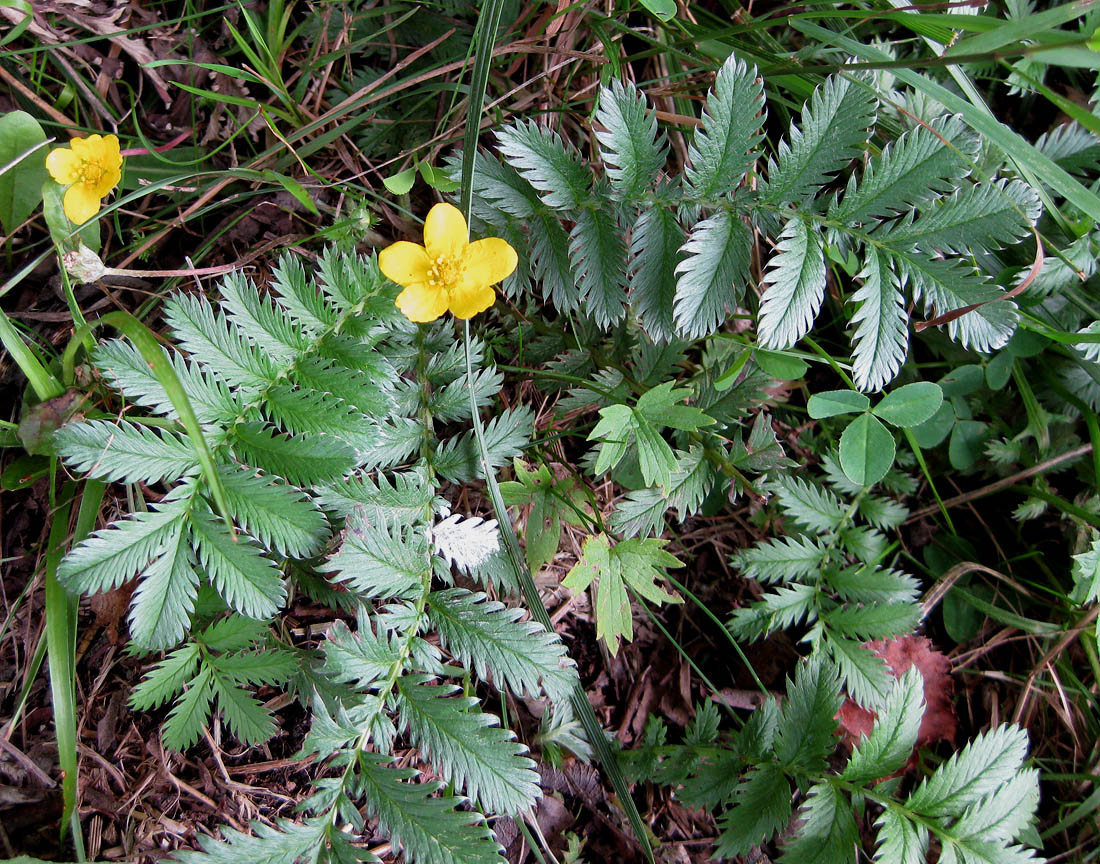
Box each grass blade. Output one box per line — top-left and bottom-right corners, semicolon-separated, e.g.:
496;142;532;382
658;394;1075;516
456;5;655;859
45;477;103;854
793;19;1100;225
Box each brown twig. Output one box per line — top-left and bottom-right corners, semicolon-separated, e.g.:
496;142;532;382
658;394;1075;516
0;735;57;788
904;443;1093;523
1012;604;1100;726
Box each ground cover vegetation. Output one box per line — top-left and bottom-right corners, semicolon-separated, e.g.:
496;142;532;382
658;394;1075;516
0;0;1099;861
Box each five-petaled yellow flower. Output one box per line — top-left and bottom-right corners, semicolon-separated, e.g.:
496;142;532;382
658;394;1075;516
379;202;517;323
45;133;123;225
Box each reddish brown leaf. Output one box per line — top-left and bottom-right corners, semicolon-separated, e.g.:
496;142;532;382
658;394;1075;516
837;635;957;754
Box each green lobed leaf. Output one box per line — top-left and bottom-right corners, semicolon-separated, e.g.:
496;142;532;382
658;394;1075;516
563;534;682;655
950;767;1040;847
775;657;843;772
165;292;278;393
727;583;818;642
778;782;858;864
198;616;270;652
829;634;895;709
218;269;310;365
130;644;200;711
569;203;628;327
434;405;534;484
610;445;716;538
316;246;387;313
317;469;434;522
213;648;297;687
873;808;928;864
217;466;328;559
833;113;978;225
208;671;276;745
231;421;357;486
634;415;679;490
57;495;191;596
429;365;504;423
269;253;339;335
772;475;847;532
54;419;200;485
262;384;378;456
879;180;1041;256
128;521;199;650
856;494;908;529
324;516;428;600
93;338;243;427
732;535;829;584
170;815;334;864
162;665;215;751
322;614;401;692
892;249;1017;353
676;750;743;812
530;207;579;311
1071;531;1100;605
827;565;920;605
631;205;684;342
825;602;922;641
291;353;394;419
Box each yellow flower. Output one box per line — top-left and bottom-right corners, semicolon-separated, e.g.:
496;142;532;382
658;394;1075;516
379;202;517;323
45;133;123;225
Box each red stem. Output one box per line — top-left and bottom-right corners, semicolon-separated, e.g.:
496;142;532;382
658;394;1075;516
119;130;191;158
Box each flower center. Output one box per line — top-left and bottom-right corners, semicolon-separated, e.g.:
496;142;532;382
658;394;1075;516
77;158;105;187
427;254;462;290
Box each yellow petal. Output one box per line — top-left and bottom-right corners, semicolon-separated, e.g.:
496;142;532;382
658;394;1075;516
68;135;99;160
379;241;431;288
45;147;80;184
448;282;496;320
100;135;123;176
63;183;101;225
395;283;448;323
423;202;468;260
96;161;122;197
461;237;518;291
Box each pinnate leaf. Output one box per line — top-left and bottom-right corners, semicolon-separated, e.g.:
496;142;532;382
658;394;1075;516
906;724;1029;818
758;218;826;349
685;55;766;200
714;763;792;858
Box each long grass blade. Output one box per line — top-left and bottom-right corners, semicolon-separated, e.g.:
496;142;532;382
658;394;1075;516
456;3;655;861
61;311;232;530
793;19;1100;225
